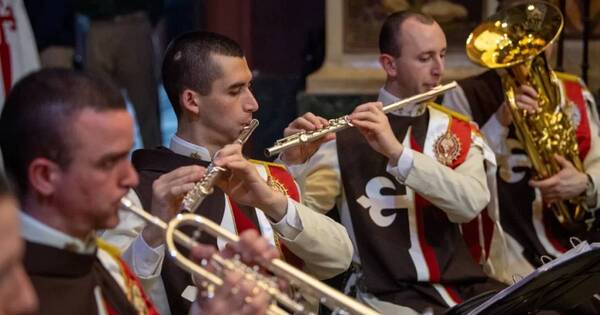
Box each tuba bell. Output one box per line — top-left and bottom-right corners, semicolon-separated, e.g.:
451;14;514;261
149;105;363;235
466;1;590;231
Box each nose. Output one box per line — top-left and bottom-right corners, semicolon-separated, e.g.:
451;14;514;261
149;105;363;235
243;90;259;113
432;55;444;78
122;161;139;189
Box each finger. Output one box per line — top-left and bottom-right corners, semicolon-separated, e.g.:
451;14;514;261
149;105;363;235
169;182;198;197
217;271;246;310
518;85;539;99
237;230;279;264
529;177;559;189
554;154;573;169
215;144;243;161
515;94;538;112
241;288;270;315
159;165;206;184
190;243;218;262
288;114;322;131
350;110;384;124
301;112;328;129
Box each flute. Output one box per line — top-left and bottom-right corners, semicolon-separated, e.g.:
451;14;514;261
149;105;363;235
181;119;259;212
264;81;457;157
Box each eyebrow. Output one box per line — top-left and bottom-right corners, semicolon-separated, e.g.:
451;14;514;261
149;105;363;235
97;150;130;165
227;82;247;90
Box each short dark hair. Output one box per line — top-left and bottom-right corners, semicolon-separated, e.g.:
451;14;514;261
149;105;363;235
0;69;126;200
379;10;435;57
162;31;244;118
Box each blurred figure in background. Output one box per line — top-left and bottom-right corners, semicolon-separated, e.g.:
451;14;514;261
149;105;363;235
75;0;163;148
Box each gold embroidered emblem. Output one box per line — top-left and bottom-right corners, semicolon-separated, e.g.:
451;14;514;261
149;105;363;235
267;176;288;196
434;131;461;166
190;152;202;160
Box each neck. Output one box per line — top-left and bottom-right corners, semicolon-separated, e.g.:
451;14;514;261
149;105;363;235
176;118;222;157
22;196;93;241
384;79;409;99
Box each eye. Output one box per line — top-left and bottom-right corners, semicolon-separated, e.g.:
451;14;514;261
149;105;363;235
229;87;243;96
419;55;431;62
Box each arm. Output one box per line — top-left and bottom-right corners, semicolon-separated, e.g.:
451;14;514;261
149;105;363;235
582;94;600;209
215;144;352;279
399;143;490;222
349;102;490;222
278;200;353;279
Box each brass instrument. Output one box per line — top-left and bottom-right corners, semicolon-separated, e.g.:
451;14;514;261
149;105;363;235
466;2;587;230
181;119;259;212
120;197;380;315
265;82;458;157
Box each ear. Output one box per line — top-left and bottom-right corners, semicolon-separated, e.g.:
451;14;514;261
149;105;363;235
180;89;201;116
379;54;398;77
27;157;62;197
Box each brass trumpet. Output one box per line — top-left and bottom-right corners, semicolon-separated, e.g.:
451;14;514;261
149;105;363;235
120;197;380;315
264;81;458;157
181;119;259;212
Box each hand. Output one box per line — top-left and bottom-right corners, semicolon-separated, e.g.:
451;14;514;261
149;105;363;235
497;85;539;126
349;102;403;165
189;270;270;315
529;155;588;203
214;144;288;221
142;165;205;247
189;230;279;315
279;112;335;164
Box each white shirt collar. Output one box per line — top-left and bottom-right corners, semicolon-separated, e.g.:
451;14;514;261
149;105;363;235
20;211;96;254
170;135;212;161
378;87;427;117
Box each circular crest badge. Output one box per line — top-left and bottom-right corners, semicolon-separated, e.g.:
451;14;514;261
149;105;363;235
434;132;462;166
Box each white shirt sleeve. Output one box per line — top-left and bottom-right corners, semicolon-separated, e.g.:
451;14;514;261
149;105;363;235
270;198;303;240
386;148;415;182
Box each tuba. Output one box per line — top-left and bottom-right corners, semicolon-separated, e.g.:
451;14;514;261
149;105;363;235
466;1;589;230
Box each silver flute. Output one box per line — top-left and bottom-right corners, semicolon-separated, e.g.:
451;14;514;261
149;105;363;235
181;119;259;212
264;81;458;157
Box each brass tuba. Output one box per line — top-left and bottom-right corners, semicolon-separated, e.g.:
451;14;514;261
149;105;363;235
466;2;588;230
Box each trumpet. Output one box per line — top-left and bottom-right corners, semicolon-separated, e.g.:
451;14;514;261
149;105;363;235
120;197;380;315
264;82;458;157
181;119;259;212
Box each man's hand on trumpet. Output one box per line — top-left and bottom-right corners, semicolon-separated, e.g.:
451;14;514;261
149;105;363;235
189;230;280;315
213;144;289;222
349;102;404;167
280;112;336;164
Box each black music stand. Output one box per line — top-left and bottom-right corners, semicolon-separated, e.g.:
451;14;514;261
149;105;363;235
446;243;600;315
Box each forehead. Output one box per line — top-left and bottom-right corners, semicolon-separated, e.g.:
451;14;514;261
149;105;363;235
69;109;134;156
210;54;252;85
398;18;446;55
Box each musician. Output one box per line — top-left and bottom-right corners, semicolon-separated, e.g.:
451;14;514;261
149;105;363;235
0;174;38;315
442;0;600;279
102;31;353;315
0;69;278;315
280;10;504;315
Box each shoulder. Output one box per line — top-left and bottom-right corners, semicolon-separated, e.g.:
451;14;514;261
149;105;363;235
554;71;585;86
428;102;471;123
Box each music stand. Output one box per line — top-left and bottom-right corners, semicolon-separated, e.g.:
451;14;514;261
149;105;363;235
446;243;600;315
